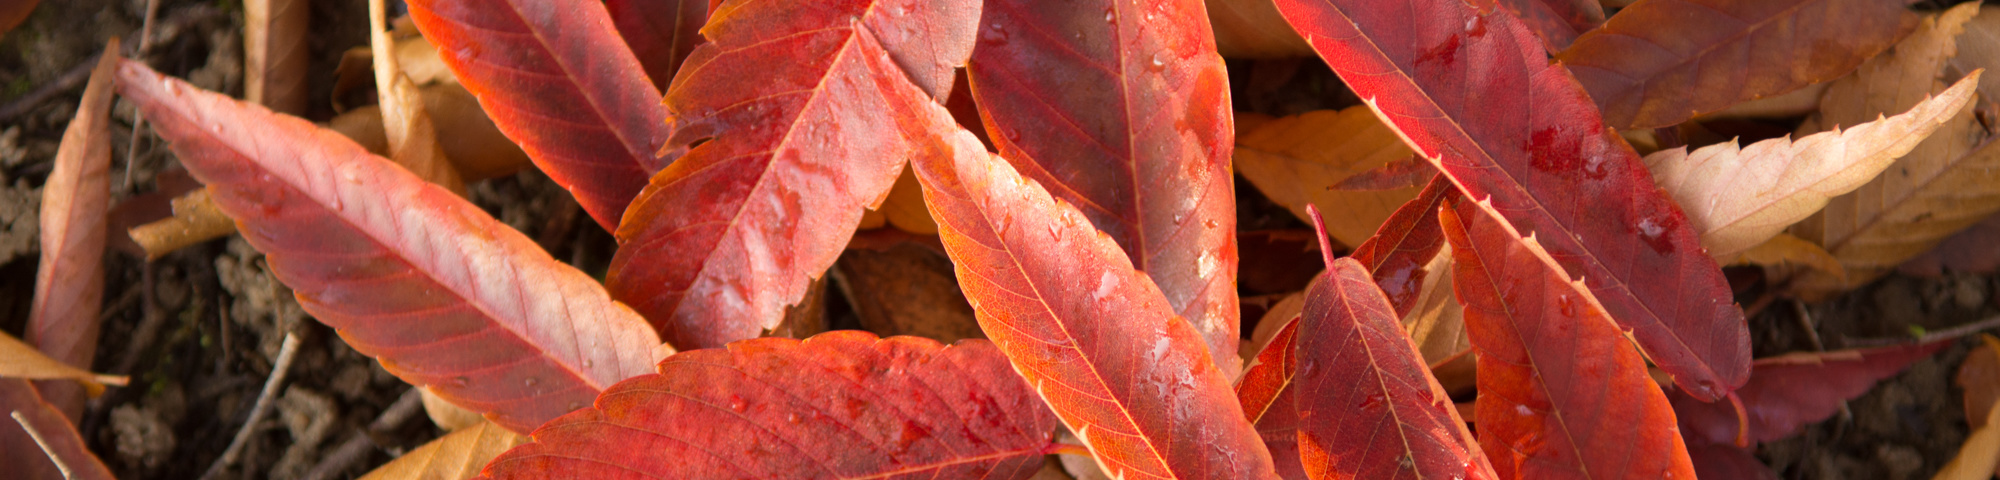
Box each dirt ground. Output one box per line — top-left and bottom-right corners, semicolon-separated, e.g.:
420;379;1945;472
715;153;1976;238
0;0;1991;479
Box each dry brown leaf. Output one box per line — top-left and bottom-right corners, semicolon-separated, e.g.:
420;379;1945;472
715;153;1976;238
358;420;524;480
1960;335;2000;427
1936;399;2000;480
244;0;309;115
29;39;118;421
334;32;457;110
879;165;937;235
329;88;533;181
1205;0;1312;58
1401;244;1468;366
1709;83;1829;120
1235;107;1421;246
831;241;981;344
419;389;483;432
1951;6;2000;99
370;0;464;195
769;276;829;340
127;188;234;260
1724;233;1846;279
1647;75;1979;259
0;331;124;396
1790;4;2000;298
329;106;391;155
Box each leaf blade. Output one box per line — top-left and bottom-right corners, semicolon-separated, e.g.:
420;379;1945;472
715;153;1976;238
116;61;664;433
475;332;1059;479
1671;342;1949;446
28;39;118;420
1273;0;1752;400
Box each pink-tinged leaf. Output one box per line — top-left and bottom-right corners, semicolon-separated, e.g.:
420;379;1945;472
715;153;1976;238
1484;0;1605;52
28;40;116;421
1346;174;1455;317
605;0;707;93
605;0;979;349
966;0;1240;374
915;122;1277;479
407;0;669;230
1688;444;1779;480
1560;0;1914;130
1294;257;1496;479
0;380;112;480
475;331;1059;479
1672;342;1949;446
116;61;664;433
1440;198;1697;480
1274;0;1752;400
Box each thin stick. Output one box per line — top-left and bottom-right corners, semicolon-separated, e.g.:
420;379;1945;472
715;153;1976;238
124;0;163;189
0;56;97;122
298;388;428;480
198;332;302;480
1844;316;2000;348
11;411;74;479
1792;299;1826;352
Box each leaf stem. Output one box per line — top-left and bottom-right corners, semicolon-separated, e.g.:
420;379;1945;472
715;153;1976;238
1042;442;1093;458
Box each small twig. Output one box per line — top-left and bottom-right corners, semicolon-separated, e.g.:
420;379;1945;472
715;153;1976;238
1791;299;1826;352
1844;315;2000;348
124;0;163;189
11;411;74;479
112;263;168;376
199;333;303;480
299;388;428;480
0;57;97;122
1043;442;1093;458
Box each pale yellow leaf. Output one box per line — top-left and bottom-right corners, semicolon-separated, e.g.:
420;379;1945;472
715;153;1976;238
1789;3;2000;299
1723;233;1846;279
881;165;937;235
1400;244;1468;366
359;420;524;480
0;331;124;396
419;390;483;432
1648;74;1978;259
1235;107;1420;247
370;0;464;195
1935;399;2000;480
1205;0;1311;58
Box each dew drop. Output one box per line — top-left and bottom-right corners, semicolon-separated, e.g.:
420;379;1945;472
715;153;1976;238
981;22;1009;44
450;376;471;388
1358;392;1386;411
569;401;586;411
728;394;748;413
1556;294;1575;317
1104;7;1115;23
1203;219;1218;229
523;377;540;388
1093;271;1120;300
787;412;802;424
1147;52;1166;71
1514;404;1533;416
582;358;594;368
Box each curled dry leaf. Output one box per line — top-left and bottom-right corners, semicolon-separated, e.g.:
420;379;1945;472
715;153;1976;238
607;0;978;349
1790;3;2000;298
605;0;707;93
1293;257;1497;479
1646;74;1979;259
1204;0;1313;58
1671;341;1949;446
1235;107;1421;248
915;120;1278;478
1959;335;2000;428
244;0;309;114
1441;198;1697;479
969;0;1240;375
1275;0;1752;400
369;0;465;195
117;61;663;433
1560;0;1914;130
408;0;670;230
28;39;117;421
0;331;125;394
476;332;1060;479
1936;400;2000;480
358;420;524;480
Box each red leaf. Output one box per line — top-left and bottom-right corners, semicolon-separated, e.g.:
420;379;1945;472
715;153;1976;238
1484;0;1605;52
407;0;669;230
914;123;1278;478
1440;197;1697;479
28;40;117;420
605;0;707;93
966;0;1241;374
1274;0;1751;400
1688;444;1779;480
1294;257;1496;479
1237;318;1306;480
474;332;1059;479
1560;0;1913;130
1346;174;1456;317
1671;342;1949;446
116;61;664;433
0;380;113;480
605;0;979;349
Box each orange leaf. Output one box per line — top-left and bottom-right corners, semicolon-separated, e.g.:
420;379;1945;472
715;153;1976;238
606;0;978;349
967;0;1241;376
475;332;1059;479
407;0;670;230
915;123;1278;478
117;61;664;433
1560;0;1913;129
1441;198;1697;479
